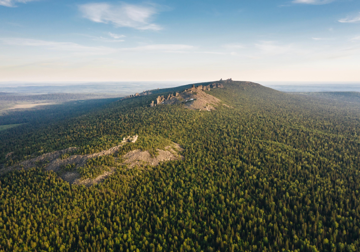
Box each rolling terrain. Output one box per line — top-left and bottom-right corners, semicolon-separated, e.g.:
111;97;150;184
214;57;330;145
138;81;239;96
1;80;360;251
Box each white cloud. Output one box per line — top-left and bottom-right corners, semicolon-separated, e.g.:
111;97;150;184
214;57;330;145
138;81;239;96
79;3;162;30
0;0;36;7
0;37;194;54
351;36;360;41
312;37;334;41
94;37;125;43
120;44;195;52
108;32;125;39
255;41;302;55
292;0;334;4
75;33;125;43
0;38;117;55
338;13;360;23
223;43;244;49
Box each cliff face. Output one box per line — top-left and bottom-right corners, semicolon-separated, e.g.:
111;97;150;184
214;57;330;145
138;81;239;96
121;79;231;105
149;79;228;109
148;79;231;111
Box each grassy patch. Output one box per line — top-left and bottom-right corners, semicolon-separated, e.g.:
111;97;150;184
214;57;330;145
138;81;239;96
57;163;77;176
60;153;70;160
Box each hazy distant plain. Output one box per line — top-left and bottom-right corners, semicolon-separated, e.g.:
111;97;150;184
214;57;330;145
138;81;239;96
1;82;360;95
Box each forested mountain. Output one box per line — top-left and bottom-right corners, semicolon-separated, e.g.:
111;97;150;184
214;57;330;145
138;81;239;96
1;81;360;251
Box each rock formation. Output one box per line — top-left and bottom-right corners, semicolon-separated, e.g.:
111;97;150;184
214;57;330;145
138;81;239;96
156;95;165;105
123;135;138;143
122;90;152;101
149;80;227;107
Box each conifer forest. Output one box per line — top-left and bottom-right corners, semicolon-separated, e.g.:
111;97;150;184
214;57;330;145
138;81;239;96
1;81;360;252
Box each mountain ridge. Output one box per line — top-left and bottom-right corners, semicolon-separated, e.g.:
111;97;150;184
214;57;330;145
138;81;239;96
1;80;360;251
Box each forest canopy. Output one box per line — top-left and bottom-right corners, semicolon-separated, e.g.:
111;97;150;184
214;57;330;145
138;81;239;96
1;81;360;251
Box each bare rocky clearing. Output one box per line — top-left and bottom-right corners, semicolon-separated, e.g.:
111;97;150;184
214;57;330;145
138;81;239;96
149;81;230;111
161;87;223;111
73;144;183;187
1;135;184;186
121;143;184;168
183;89;221;111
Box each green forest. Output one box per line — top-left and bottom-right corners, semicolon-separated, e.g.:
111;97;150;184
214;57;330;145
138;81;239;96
1;81;360;251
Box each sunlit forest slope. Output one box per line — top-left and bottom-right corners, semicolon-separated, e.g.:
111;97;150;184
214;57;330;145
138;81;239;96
1;81;360;251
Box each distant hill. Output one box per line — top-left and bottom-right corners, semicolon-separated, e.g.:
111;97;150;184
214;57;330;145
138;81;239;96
1;80;360;251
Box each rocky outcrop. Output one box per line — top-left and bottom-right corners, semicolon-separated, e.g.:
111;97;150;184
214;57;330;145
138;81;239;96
156;95;165;105
150;92;178;107
123;135;138;143
123;90;153;100
149;80;230;107
211;83;225;89
2;135;139;175
203;85;211;91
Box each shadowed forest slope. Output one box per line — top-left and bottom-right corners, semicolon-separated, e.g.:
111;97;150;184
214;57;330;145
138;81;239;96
1;81;360;251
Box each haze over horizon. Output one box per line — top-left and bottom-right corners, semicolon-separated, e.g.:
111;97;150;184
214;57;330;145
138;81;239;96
1;0;360;82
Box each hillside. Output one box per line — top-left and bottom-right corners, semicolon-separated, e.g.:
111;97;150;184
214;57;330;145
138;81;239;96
1;80;360;251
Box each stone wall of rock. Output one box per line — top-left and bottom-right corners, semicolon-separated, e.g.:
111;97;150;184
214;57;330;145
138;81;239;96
148;80;230;107
122;90;153;100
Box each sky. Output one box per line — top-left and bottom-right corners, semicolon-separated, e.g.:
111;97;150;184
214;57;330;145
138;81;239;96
0;0;360;83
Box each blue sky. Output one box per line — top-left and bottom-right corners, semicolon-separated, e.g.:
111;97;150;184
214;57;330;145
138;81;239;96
0;0;359;82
